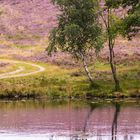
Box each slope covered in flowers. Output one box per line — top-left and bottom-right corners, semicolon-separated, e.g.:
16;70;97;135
0;0;58;36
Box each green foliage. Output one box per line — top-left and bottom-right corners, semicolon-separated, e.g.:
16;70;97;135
108;13;124;39
123;1;140;38
48;0;103;57
105;0;122;8
105;0;140;38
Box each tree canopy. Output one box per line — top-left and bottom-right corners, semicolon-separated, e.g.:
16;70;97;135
48;0;103;57
105;0;140;38
122;0;140;38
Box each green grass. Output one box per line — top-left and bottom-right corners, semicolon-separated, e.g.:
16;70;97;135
15;62;39;74
0;60;38;75
0;60;139;100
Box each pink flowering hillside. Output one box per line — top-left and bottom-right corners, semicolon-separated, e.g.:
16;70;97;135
0;0;58;37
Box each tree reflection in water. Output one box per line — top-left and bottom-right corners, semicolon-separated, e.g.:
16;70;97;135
0;100;139;140
81;102;122;140
70;102;122;140
83;102;99;133
71;103;102;140
70;102;99;140
112;103;121;140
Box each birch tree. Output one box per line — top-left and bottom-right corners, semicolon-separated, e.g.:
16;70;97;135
48;0;103;86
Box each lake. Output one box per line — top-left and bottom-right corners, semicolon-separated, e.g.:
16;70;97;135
0;99;139;140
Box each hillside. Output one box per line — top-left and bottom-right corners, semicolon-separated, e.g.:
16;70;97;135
0;0;58;37
0;0;139;99
0;0;139;67
0;0;59;51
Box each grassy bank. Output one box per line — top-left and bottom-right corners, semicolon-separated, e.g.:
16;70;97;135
0;60;139;100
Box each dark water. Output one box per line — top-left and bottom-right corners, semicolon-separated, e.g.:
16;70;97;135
0;100;139;140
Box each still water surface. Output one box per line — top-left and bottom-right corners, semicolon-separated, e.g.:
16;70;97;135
0;100;139;140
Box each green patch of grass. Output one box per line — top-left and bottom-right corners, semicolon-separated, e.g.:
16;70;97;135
0;60;139;100
14;44;32;49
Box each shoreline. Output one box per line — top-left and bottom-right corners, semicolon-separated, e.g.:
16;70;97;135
0;92;139;101
0;59;139;101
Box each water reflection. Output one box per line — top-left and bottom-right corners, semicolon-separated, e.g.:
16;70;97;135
112;103;120;140
0;100;139;140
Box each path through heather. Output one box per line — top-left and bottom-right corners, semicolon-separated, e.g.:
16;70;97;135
0;59;45;79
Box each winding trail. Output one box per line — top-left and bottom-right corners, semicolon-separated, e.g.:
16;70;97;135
0;60;45;79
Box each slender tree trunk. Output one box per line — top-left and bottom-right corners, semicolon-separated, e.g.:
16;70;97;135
109;39;121;91
107;8;121;91
80;52;93;83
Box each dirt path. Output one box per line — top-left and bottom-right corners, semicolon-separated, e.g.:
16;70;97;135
0;60;45;79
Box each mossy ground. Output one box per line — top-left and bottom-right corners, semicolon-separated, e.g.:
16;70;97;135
0;59;139;100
